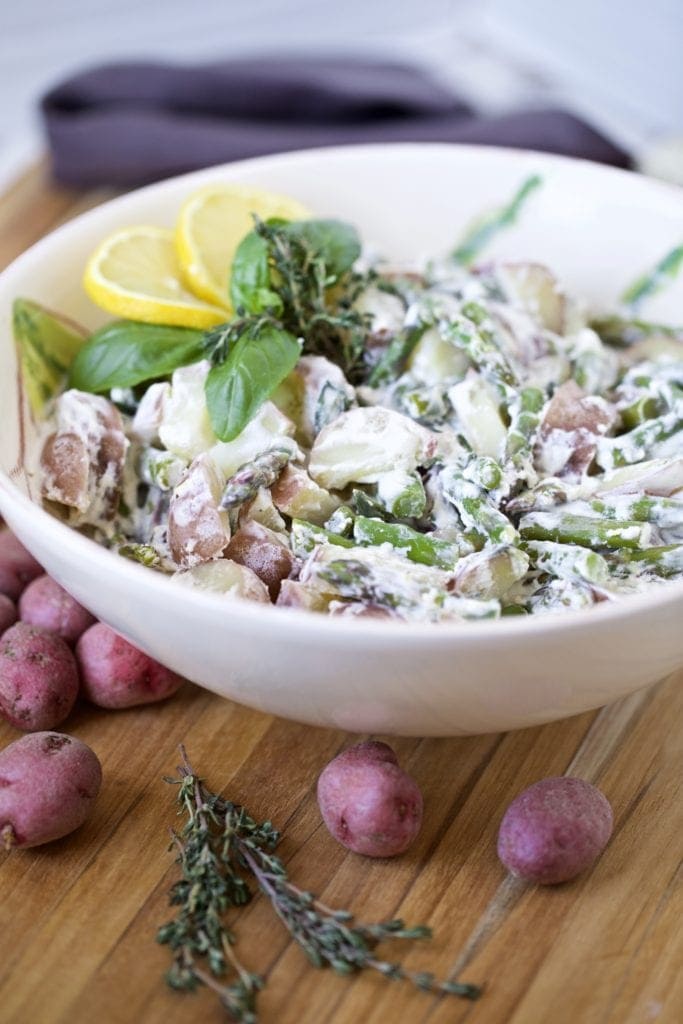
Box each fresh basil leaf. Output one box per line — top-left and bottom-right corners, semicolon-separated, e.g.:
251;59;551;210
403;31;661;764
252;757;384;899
205;323;301;442
284;219;361;281
69;320;206;393
13;298;88;413
229;230;284;316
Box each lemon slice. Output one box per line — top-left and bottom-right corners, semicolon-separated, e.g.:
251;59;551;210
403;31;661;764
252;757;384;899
83;225;228;329
175;184;310;309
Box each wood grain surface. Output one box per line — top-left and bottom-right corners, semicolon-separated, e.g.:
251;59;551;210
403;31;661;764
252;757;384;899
0;164;682;1024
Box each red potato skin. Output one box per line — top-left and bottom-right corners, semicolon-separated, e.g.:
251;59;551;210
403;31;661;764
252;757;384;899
76;623;183;709
0;595;18;635
497;776;614;885
226;522;294;600
19;575;96;645
0;531;43;600
0;732;102;849
317;741;423;858
0;623;80;731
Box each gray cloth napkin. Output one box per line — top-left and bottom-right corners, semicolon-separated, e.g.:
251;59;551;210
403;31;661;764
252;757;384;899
41;57;631;186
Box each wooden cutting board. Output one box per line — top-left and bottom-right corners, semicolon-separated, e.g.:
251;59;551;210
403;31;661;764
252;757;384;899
0;162;681;1024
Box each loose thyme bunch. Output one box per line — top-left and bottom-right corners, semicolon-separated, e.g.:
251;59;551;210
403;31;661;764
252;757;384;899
157;747;481;1022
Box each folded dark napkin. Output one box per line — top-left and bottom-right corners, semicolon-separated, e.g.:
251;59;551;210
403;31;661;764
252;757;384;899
42;57;631;187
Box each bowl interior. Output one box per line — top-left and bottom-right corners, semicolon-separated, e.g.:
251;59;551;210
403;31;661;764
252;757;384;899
1;142;683;606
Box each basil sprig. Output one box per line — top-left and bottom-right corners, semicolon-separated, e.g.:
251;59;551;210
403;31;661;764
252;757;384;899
205;322;300;442
69;321;205;392
229;230;284;317
68;216;363;442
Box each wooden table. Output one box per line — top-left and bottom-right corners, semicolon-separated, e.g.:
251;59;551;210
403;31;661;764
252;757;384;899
0;164;681;1024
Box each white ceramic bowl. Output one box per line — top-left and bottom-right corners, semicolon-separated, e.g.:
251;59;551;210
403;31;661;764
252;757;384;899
1;144;683;736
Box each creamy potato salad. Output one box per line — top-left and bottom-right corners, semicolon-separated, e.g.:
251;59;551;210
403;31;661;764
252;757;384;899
25;179;683;622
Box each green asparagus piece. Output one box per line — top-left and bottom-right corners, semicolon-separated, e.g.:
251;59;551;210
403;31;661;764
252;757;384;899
367;324;426;387
519;511;652;550
529;578;598;614
524;540;610;586
394;383;449;426
621;244;683;309
313;380;352;433
451;174;542;267
324;505;355;537
118;543;161;567
352;516;467;569
619;394;661;430
590;314;683;348
573;346;618;394
441;306;519;395
290;519;354;557
350;489;394;521
589;494;683;529
600;412;683;468
506;386;545;464
377;471;427;518
441;467;518;545
464;455;504;492
500;603;529;616
139;448;186;491
505;480;569;516
313;558;405;609
613;544;683;577
311;556;499;620
220;448;292;509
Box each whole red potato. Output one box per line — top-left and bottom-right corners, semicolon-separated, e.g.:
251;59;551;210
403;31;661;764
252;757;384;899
497;776;613;884
0;531;43;600
0;594;17;635
76;623;183;709
19;575;96;645
0;622;79;731
317;740;423;858
0;731;101;849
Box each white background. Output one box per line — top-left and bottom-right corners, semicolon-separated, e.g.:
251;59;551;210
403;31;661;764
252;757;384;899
0;0;681;180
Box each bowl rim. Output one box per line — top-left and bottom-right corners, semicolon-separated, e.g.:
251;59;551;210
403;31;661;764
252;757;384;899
2;140;683;646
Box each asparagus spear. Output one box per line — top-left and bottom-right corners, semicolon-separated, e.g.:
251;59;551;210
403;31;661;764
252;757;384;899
308;553;499;620
529;578;598;614
613;544;683;577
463;455;504;492
441;305;519;397
451;174;542;267
290;519;354;558
441;466;518;545
505;480;569;516
506;386;545;466
139;448;186;491
519;511;652;550
367;324;426;387
589;494;683;529
352;515;469;568
590;314;683;348
324;505;355;537
619;394;661;430
524;540;610;586
220;448;292;509
598;412;683;469
621;244;683;309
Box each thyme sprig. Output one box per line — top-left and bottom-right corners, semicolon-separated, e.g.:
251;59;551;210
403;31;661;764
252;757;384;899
253;218;372;381
158;747;482;1021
